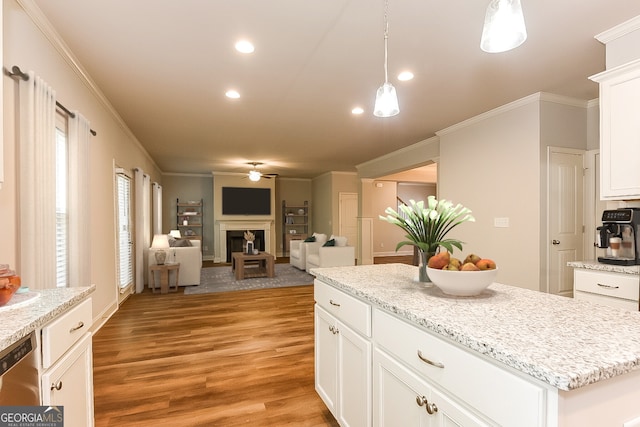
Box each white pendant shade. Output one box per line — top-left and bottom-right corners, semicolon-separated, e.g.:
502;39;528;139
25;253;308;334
374;82;400;117
480;0;527;53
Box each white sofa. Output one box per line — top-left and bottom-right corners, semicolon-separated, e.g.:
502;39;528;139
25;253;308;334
148;239;202;287
305;235;355;273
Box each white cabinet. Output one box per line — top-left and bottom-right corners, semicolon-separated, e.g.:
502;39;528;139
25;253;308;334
373;309;546;427
315;281;372;427
573;269;639;311
40;298;94;427
591;60;640;200
41;333;93;427
374;348;488;427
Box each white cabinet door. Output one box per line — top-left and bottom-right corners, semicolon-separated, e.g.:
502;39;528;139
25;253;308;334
315;304;371;427
374;349;489;427
315;305;338;414
41;333;94;427
592;61;640;200
337;317;371;427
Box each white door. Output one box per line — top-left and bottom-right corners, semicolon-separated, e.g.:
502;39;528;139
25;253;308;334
548;148;584;297
584;150;607;260
339;192;358;249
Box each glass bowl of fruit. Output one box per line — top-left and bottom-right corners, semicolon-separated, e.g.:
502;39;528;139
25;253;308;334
426;253;497;296
0;265;22;306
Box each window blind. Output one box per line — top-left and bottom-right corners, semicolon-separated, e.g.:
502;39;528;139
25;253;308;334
116;172;133;288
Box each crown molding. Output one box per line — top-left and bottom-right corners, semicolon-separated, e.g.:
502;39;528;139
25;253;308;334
595;15;640;44
436;92;589;136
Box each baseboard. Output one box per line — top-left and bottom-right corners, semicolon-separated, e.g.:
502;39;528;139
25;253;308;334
374;250;413;257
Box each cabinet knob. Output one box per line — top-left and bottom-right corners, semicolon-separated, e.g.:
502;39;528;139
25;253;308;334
415;395;438;415
51;381;63;391
552;239;561;245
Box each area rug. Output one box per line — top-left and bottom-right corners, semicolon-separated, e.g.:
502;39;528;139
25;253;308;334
184;264;315;294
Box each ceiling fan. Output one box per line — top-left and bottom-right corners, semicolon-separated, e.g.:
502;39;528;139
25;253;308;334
247;162;278;181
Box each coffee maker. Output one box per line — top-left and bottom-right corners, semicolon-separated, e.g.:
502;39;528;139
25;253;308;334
596;208;640;265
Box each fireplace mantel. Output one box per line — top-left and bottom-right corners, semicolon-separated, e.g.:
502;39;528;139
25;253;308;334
217;220;273;262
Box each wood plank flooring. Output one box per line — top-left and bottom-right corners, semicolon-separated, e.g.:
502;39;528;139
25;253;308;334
92;285;339;426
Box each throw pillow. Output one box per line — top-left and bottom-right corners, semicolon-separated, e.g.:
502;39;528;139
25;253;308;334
313;233;328;244
323;239;336;247
330;235;348;247
170;238;192;247
304;236;316;242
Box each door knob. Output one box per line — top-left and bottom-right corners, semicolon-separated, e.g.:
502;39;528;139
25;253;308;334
552;240;560;245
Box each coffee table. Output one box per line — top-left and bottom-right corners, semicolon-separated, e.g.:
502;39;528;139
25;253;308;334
231;252;275;280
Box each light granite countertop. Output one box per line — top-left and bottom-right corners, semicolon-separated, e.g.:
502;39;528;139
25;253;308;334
568;260;640;275
311;264;640;391
0;285;95;350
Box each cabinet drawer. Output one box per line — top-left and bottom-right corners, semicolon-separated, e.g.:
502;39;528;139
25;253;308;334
314;280;371;337
42;298;92;369
574;290;639;311
374;309;546;427
574;269;639;302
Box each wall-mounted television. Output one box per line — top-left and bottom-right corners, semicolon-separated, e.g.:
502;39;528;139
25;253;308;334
222;187;271;215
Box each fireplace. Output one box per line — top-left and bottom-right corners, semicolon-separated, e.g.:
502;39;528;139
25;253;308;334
217;220;273;263
226;230;265;262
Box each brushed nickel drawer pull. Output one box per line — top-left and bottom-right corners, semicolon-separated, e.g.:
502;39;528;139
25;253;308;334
417;350;444;369
69;321;85;333
329;299;341;307
597;283;620;289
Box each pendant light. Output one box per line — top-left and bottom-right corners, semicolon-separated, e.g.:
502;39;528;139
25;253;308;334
373;0;399;117
480;0;527;53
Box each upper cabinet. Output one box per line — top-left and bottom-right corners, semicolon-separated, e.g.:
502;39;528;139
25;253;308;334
591;59;640;200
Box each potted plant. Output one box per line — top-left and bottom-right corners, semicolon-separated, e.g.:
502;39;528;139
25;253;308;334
379;196;475;282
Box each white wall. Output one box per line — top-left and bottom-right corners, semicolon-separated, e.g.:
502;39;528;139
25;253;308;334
2;0;162;326
438;100;542;290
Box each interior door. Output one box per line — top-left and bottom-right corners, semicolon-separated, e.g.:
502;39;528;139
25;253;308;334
339;192;358;252
548;148;584;297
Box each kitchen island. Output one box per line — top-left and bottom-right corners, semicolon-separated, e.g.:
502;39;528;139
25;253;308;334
312;263;640;426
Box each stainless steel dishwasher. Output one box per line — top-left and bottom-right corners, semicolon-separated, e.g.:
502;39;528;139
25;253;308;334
0;331;40;405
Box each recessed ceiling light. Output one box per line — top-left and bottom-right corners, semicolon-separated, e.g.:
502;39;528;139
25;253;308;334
352;107;364;115
225;90;240;99
398;71;414;81
235;40;255;54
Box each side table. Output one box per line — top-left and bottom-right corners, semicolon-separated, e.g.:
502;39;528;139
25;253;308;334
149;263;180;294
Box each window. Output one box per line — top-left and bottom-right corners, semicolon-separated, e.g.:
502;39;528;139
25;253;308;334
55;111;69;287
116;171;133;289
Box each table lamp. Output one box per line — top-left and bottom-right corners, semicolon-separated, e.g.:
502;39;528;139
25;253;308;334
151;234;170;265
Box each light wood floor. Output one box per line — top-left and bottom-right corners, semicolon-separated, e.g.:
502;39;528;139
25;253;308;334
93;285;339;426
93;256;413;426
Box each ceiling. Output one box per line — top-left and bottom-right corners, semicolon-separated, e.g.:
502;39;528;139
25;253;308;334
33;1;640;179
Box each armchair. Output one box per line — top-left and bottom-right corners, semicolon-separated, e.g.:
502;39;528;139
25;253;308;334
289;233;328;270
305;243;355;273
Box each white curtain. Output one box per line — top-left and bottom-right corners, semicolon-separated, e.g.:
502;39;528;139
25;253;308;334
19;71;57;290
67;112;92;287
152;182;162;235
134;168;150;293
